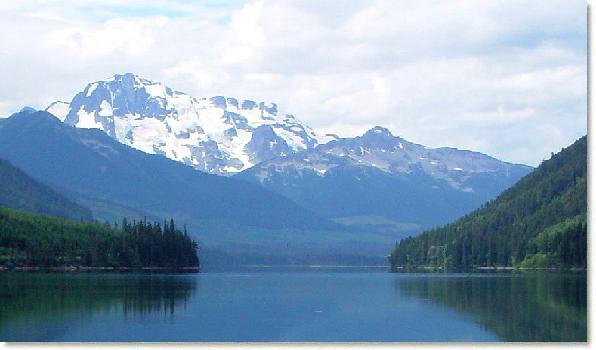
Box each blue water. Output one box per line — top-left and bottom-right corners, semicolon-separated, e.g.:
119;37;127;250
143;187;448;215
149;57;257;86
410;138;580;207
0;269;586;342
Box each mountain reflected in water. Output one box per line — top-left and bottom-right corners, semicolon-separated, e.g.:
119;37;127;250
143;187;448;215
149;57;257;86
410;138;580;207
395;272;587;342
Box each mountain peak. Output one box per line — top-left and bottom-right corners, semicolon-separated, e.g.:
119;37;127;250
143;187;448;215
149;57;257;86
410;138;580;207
363;126;394;138
19;106;37;114
108;72;141;83
360;127;398;147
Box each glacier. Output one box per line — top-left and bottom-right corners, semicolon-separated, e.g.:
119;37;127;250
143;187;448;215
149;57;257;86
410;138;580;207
46;73;329;175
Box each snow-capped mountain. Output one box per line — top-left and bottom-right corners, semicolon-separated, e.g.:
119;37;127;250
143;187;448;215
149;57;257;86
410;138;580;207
237;127;532;229
44;73;531;229
40;73;534;232
46;73;333;175
243;126;530;192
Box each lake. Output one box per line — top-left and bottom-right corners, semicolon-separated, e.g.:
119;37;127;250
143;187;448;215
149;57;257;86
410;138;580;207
0;268;586;342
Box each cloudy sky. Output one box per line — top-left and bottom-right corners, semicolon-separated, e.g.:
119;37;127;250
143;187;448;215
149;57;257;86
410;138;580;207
0;0;586;165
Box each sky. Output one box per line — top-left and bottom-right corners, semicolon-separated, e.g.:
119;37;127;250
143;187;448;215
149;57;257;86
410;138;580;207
0;0;587;166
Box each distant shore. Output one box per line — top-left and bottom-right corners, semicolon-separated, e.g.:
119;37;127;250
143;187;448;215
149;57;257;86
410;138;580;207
391;266;586;272
0;266;199;273
476;266;586;272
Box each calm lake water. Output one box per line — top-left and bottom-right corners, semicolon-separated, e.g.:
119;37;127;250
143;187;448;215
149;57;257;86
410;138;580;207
0;269;586;342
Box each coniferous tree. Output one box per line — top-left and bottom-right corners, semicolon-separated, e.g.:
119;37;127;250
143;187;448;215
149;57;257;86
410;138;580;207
390;136;587;271
0;208;200;269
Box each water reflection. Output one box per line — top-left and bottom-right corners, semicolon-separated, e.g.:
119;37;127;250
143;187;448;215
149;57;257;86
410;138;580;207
395;272;587;342
0;273;197;338
0;271;587;342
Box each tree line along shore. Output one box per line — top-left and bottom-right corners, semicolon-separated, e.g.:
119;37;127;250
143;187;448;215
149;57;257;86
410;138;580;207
0;207;200;271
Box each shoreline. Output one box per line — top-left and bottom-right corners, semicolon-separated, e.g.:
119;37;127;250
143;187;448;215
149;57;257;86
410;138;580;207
391;265;587;272
0;266;200;273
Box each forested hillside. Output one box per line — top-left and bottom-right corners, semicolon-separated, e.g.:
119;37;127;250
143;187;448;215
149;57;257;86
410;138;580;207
389;136;587;270
0;159;92;221
0;207;199;269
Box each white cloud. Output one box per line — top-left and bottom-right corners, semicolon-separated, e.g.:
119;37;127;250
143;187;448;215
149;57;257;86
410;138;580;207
46;17;169;58
0;0;586;165
462;106;536;125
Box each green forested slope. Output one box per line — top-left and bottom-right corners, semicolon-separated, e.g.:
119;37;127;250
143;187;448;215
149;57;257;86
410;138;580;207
0;207;199;269
389;136;587;270
0;159;92;221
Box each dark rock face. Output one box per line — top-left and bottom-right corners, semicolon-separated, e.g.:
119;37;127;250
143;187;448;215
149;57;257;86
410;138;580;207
245;125;293;164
